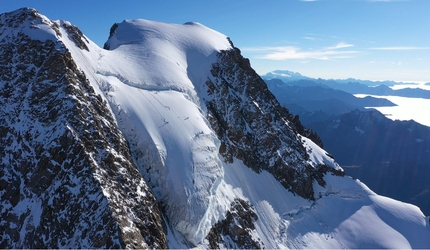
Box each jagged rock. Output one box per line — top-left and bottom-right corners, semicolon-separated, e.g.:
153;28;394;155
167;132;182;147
205;47;342;200
103;23;119;50
61;22;89;51
0;8;166;249
206;199;261;249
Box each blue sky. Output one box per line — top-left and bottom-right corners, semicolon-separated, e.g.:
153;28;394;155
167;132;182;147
2;0;429;82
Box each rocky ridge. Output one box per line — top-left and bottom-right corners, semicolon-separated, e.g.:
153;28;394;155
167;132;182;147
205;46;342;200
0;8;166;248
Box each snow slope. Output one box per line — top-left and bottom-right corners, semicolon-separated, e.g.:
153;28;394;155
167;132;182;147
214;162;430;249
15;9;430;248
58;18;235;245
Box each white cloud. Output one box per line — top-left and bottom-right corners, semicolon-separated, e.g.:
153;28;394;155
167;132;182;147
370;46;430;51
304;33;375;44
326;42;354;50
366;0;410;2
300;0;318;2
243;43;357;61
303;36;317;41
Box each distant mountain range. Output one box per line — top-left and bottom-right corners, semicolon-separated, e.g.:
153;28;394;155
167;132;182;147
264;71;430;215
262;70;430;99
263;69;420;87
265;79;395;112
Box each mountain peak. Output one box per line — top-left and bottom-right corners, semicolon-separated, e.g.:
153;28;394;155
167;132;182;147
272;69;303;76
261;69;311;82
101;18;233;93
0;7;60;42
103;18;231;52
4;7;38;17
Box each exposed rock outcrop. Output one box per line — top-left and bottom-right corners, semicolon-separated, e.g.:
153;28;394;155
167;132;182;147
0;8;166;249
205;46;341;200
206;199;261;249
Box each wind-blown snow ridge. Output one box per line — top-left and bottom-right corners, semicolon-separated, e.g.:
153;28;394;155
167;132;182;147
105;19;229;52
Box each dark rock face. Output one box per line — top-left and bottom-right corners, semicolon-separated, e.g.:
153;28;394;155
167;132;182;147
0;8;47;31
103;23;119;50
205;47;342;200
206;199;261;249
61;22;89;51
0;8;166;249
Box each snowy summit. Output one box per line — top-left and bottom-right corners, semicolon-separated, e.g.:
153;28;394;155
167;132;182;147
102;19;232;93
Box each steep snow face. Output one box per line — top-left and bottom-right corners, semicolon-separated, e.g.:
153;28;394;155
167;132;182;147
201;162;430;249
57;18;234;245
100;19;235;244
301;136;342;171
286;174;430;249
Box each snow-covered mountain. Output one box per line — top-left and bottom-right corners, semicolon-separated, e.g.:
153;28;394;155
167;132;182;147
1;8;429;249
261;69;418;87
262;69;312;83
0;8;166;248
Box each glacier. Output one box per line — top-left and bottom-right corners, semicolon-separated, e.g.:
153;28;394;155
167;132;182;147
1;7;429;248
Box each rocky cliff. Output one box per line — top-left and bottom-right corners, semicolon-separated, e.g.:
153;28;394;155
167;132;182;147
0;8;166;248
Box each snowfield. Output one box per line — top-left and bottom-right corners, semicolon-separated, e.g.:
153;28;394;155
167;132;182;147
20;11;430;248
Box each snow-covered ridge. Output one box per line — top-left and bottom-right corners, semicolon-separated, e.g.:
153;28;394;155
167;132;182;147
105;19;230;53
102;19;232;94
261;69;311;82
